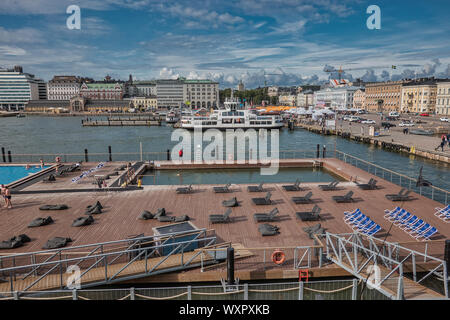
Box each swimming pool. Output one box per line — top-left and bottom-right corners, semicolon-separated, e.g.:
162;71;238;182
141;167;345;185
0;165;50;185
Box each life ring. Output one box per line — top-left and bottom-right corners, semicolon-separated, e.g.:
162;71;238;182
271;249;285;265
55;156;61;163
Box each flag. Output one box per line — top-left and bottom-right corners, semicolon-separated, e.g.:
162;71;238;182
392;65;397;69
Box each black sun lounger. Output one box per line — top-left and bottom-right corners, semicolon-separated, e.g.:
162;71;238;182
28;216;54;228
247;182;264;192
296;205;321;221
332;191;354;203
292;191;313;204
176;184;193;194
39;204;69;211
0;234;31;249
258;224;280;236
213;183;232;193
385;189;412;201
42;237;72;249
385;188;407;199
319;181;339;191
222;197;239;207
72;215;94;227
282;179;302;191
252;192;272;205
42;174;56;183
254;207;279;222
357;178;378;190
209;208;232;224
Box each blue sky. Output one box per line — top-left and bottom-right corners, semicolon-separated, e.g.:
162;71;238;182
0;0;449;88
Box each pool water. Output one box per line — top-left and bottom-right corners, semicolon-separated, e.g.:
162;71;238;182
0;165;49;185
141;167;344;185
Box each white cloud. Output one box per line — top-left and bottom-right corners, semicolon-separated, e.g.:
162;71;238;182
0;46;27;56
159;67;179;79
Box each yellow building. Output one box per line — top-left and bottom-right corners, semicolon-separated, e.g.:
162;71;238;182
132;96;157;111
365;80;407;112
400;79;437;113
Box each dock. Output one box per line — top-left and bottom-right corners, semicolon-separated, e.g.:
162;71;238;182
82;118;161;127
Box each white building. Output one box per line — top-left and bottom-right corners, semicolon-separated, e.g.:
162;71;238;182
184;79;219;109
268;86;279;97
278;94;297;106
297;91;314;107
0;66;46;110
47;76;80;100
313;86;361;110
436;81;450;115
132;81;157;97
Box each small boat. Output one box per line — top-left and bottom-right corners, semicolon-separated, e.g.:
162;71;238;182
165;110;179;124
16;114;26;118
409;129;434;136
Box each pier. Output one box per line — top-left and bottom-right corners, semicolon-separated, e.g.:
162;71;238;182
0;157;449;299
81;117;161;127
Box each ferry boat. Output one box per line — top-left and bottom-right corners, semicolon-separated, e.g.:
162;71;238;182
165;110;179;124
180;98;284;130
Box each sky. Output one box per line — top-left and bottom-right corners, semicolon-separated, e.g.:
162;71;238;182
0;0;450;88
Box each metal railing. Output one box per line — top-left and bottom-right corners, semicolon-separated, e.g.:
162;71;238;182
325;232;448;300
335;150;449;205
0;229;218;293
0;279;391;300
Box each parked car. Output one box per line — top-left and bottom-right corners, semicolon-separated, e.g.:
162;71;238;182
420;113;430;117
440;117;449;122
343;115;352;121
399;122;415;127
349;116;361;122
361;119;376;124
389;111;400;118
381;122;396;128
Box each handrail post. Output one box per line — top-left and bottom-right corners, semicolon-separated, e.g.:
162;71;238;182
130;287;135;300
13;291;19;300
397;264;404;300
244;283;248;300
443;263;449;298
187;285;192;300
72;289;78;300
298;281;304;300
412;253;417;282
352;279;358;300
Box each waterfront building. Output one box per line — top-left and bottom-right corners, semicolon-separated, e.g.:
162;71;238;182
132;81;157;97
313;86;360;109
156;79;185;109
365;80;408;112
132;96;157;111
435;80;450;115
279;94;297;106
296;90;314;107
47;76;80;101
0;66;46;110
184;79;219;109
353;88;366;110
80;82;124;100
400;78;438;113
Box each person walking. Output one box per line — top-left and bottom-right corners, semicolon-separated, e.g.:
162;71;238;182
1;184;6;209
435;140;445;152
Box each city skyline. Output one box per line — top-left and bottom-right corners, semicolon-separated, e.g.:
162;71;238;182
1;0;450;88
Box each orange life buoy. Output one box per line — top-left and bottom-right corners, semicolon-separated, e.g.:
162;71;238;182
271;249;285;265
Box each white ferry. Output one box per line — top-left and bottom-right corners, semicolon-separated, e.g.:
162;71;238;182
180;98;284;130
165;110;179;124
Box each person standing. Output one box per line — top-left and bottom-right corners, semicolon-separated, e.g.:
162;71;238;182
1;184;6;208
4;186;12;209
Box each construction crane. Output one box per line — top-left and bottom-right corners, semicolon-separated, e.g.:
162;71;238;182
324;65;398;83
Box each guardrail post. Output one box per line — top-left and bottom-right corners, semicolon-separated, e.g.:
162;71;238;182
108;146;112;162
84;149;89;162
8;150;12;163
244;283;248;300
13;291;19;300
298;281;304;300
397;264;404;300
352;279;358;300
1;147;5;162
130;287;135;300
72;289;78;300
187;285;192;300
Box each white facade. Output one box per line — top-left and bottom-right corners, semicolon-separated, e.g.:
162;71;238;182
313;86;360;109
47;76;80;100
279;94;297;106
156;79;185;109
436;81;450;115
268;86;279;97
0;68;45;110
296;92;314;107
133;81;157;97
184;80;219;109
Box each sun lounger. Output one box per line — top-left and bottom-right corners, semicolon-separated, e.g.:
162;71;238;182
398;215;418;230
139;210;154;220
42;174;56;183
252;192;272;205
42;237;72;249
153;208;166;219
248;182;265;192
357;179;378;190
383;207;402;219
385;189;412;201
282;179;302;191
345;210;364;223
158;216;176;222
355;220;375;232
39;204;69;211
332;191;354;203
222;197;239;207
364;225;381;236
344;208;361;217
409;223;431;237
28;216;54;228
258;224;280;236
72;215;94;227
213;183;232;193
254;208;279;222
392;211;411;225
385;188;407;199
296;205;321;221
0;234;31;249
176;185;193;194
319;181;339;191
434;205;450;219
209;208;232;224
292;191;313;204
416;227;438;241
404;219;425;233
352;217;372;230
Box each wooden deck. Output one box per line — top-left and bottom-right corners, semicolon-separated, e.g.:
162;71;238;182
0;158;448;287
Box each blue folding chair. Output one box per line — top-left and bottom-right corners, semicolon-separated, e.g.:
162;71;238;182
344;208;361;217
348;215;367;227
394;211;411;226
352;217;372;230
384;207;401;219
364;225;381;236
399;215;418;230
356;220;375;232
387;209;406;222
416;227;438;241
404;219;425;233
410;223;431;237
345;212;365;224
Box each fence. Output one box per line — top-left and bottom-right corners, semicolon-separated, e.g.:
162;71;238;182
0;279;391;300
335;150;449;205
